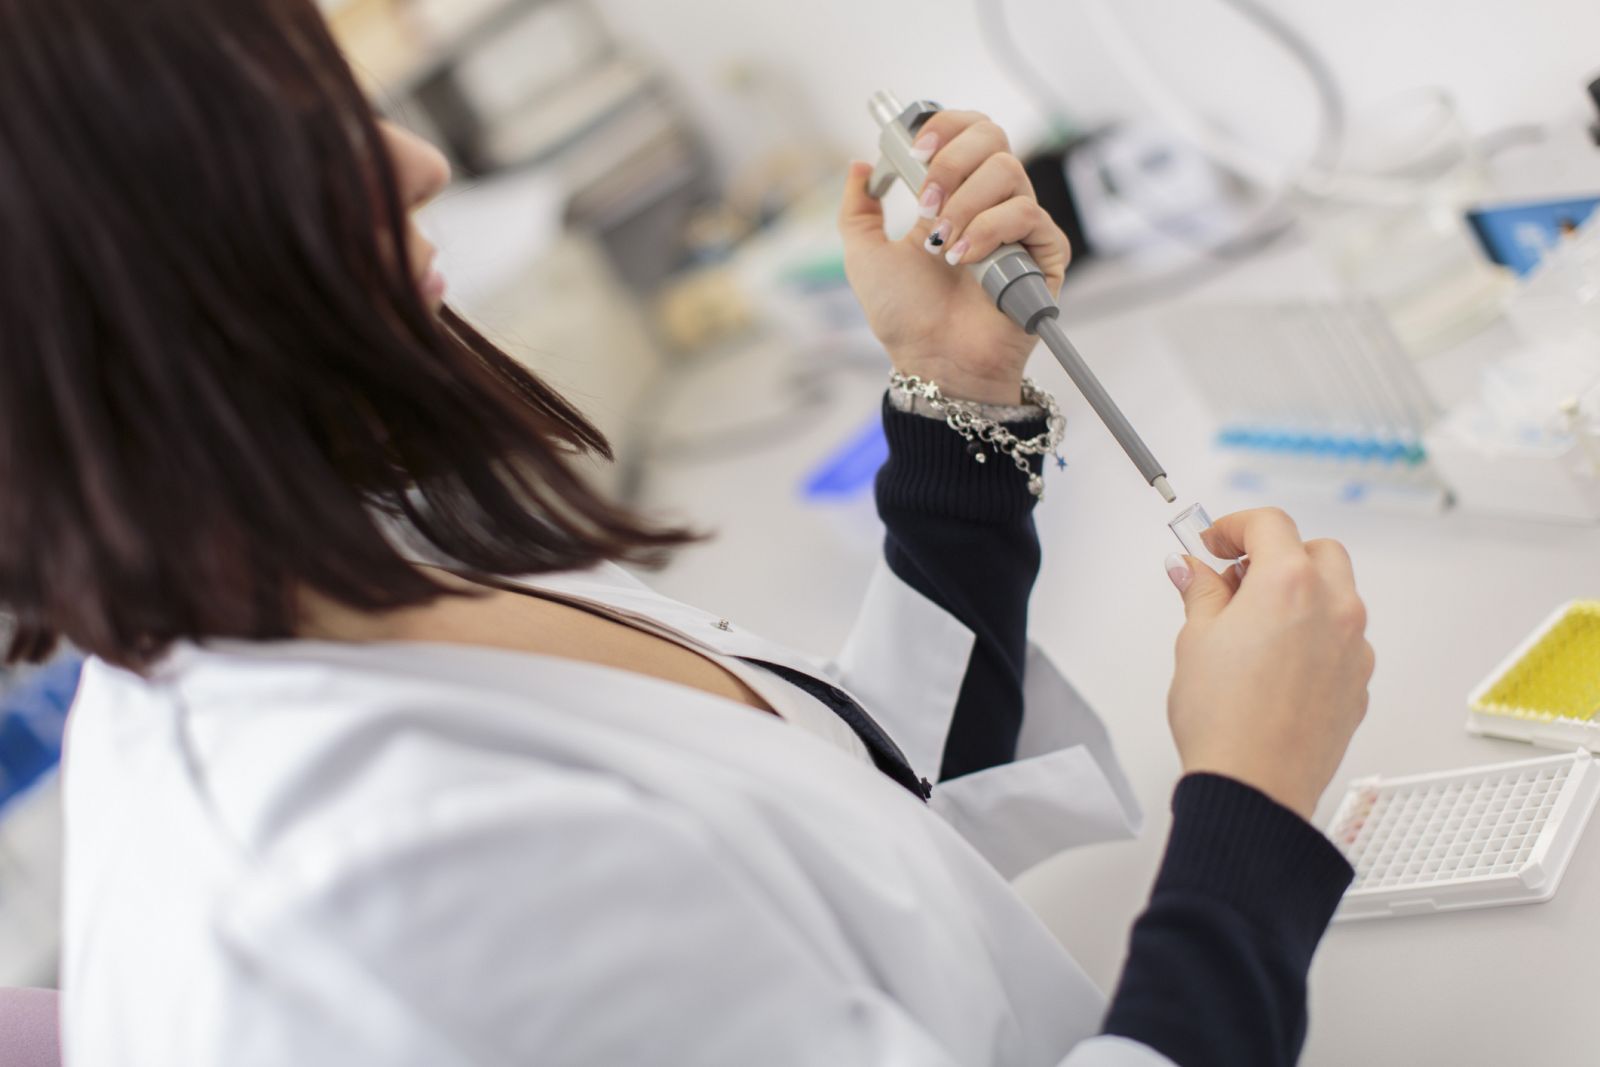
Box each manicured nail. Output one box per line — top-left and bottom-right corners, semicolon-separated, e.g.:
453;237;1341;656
917;182;943;219
910;131;938;163
1164;553;1192;592
943;239;970;266
923;219;951;254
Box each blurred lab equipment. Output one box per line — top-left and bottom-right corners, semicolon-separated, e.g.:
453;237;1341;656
1156;76;1600;519
1468;195;1600;278
1165;299;1448;509
1078;0;1481;210
982;0;1600;526
976;0;1317;320
329;0;716;292
1590;74;1600;147
1426;213;1600;523
1290;89;1513;360
1061;123;1259;263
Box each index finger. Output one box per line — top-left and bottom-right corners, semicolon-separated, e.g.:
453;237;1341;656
1201;507;1306;563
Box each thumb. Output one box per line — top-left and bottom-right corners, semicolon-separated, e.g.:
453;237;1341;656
837;160;887;258
1165;554;1233;620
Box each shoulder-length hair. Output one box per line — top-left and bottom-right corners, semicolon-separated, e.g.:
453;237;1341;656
0;0;695;669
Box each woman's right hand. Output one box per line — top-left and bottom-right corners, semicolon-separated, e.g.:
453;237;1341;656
1164;508;1374;821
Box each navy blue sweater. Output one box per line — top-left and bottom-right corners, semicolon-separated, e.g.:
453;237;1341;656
874;397;1353;1066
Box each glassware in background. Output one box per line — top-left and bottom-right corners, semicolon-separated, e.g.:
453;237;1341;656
1424;213;1600;522
1164;298;1448;510
1308;89;1516;359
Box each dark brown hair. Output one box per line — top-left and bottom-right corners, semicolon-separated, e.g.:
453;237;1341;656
0;0;693;669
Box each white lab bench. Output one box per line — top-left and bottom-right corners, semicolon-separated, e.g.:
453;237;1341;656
1012;306;1600;1067
641;236;1600;1066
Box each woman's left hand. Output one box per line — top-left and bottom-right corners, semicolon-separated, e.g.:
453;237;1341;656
837;110;1071;406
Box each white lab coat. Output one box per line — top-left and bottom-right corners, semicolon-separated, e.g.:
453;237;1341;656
60;559;1167;1066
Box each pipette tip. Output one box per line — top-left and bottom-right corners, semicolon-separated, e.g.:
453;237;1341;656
1153;475;1176;503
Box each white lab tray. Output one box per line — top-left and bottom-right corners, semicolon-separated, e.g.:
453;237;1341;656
1326;750;1600;921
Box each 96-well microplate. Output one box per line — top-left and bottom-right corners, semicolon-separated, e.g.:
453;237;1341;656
1326;750;1600;921
1468;601;1600;752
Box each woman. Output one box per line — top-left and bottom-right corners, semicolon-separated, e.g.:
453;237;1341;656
4;1;1374;1064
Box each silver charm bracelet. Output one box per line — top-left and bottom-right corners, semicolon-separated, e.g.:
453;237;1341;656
888;372;1067;499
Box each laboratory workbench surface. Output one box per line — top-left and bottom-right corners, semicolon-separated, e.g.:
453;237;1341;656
639;241;1600;1067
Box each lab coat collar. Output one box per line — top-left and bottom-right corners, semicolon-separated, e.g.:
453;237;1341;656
383;512;1143;880
521;559;1145;879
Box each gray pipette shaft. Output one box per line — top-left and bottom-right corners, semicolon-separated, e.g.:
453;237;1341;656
867;89;1174;502
1035;316;1170;497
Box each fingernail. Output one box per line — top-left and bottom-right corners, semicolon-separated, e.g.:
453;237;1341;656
910;131;938;163
917;183;943;219
923;219;951;254
1164;553;1192;592
943;239;970;266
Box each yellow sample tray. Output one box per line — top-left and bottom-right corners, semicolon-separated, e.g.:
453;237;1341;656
1467;601;1600;750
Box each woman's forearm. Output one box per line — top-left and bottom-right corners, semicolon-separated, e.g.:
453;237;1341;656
1102;774;1354;1066
874;395;1046;779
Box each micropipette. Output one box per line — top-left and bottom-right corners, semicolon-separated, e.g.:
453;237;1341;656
866;90;1177;504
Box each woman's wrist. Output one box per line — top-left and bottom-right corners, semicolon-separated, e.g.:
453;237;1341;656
886;354;1024;406
1181;755;1325;823
1163;773;1354;908
887;388;1044;424
886;373;1064;501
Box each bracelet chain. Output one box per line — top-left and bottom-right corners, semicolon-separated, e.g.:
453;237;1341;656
888;372;1067;499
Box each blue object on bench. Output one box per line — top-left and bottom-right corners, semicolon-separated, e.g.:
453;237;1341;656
1467;196;1600;277
0;655;82;813
802;418;888;501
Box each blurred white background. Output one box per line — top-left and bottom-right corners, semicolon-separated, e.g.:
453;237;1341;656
597;0;1600;183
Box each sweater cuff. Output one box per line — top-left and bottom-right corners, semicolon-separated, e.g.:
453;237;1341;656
876;394;1047;524
1157;773;1354;945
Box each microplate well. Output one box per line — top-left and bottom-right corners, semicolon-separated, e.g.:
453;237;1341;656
1467;601;1600;752
1326;750;1599;921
